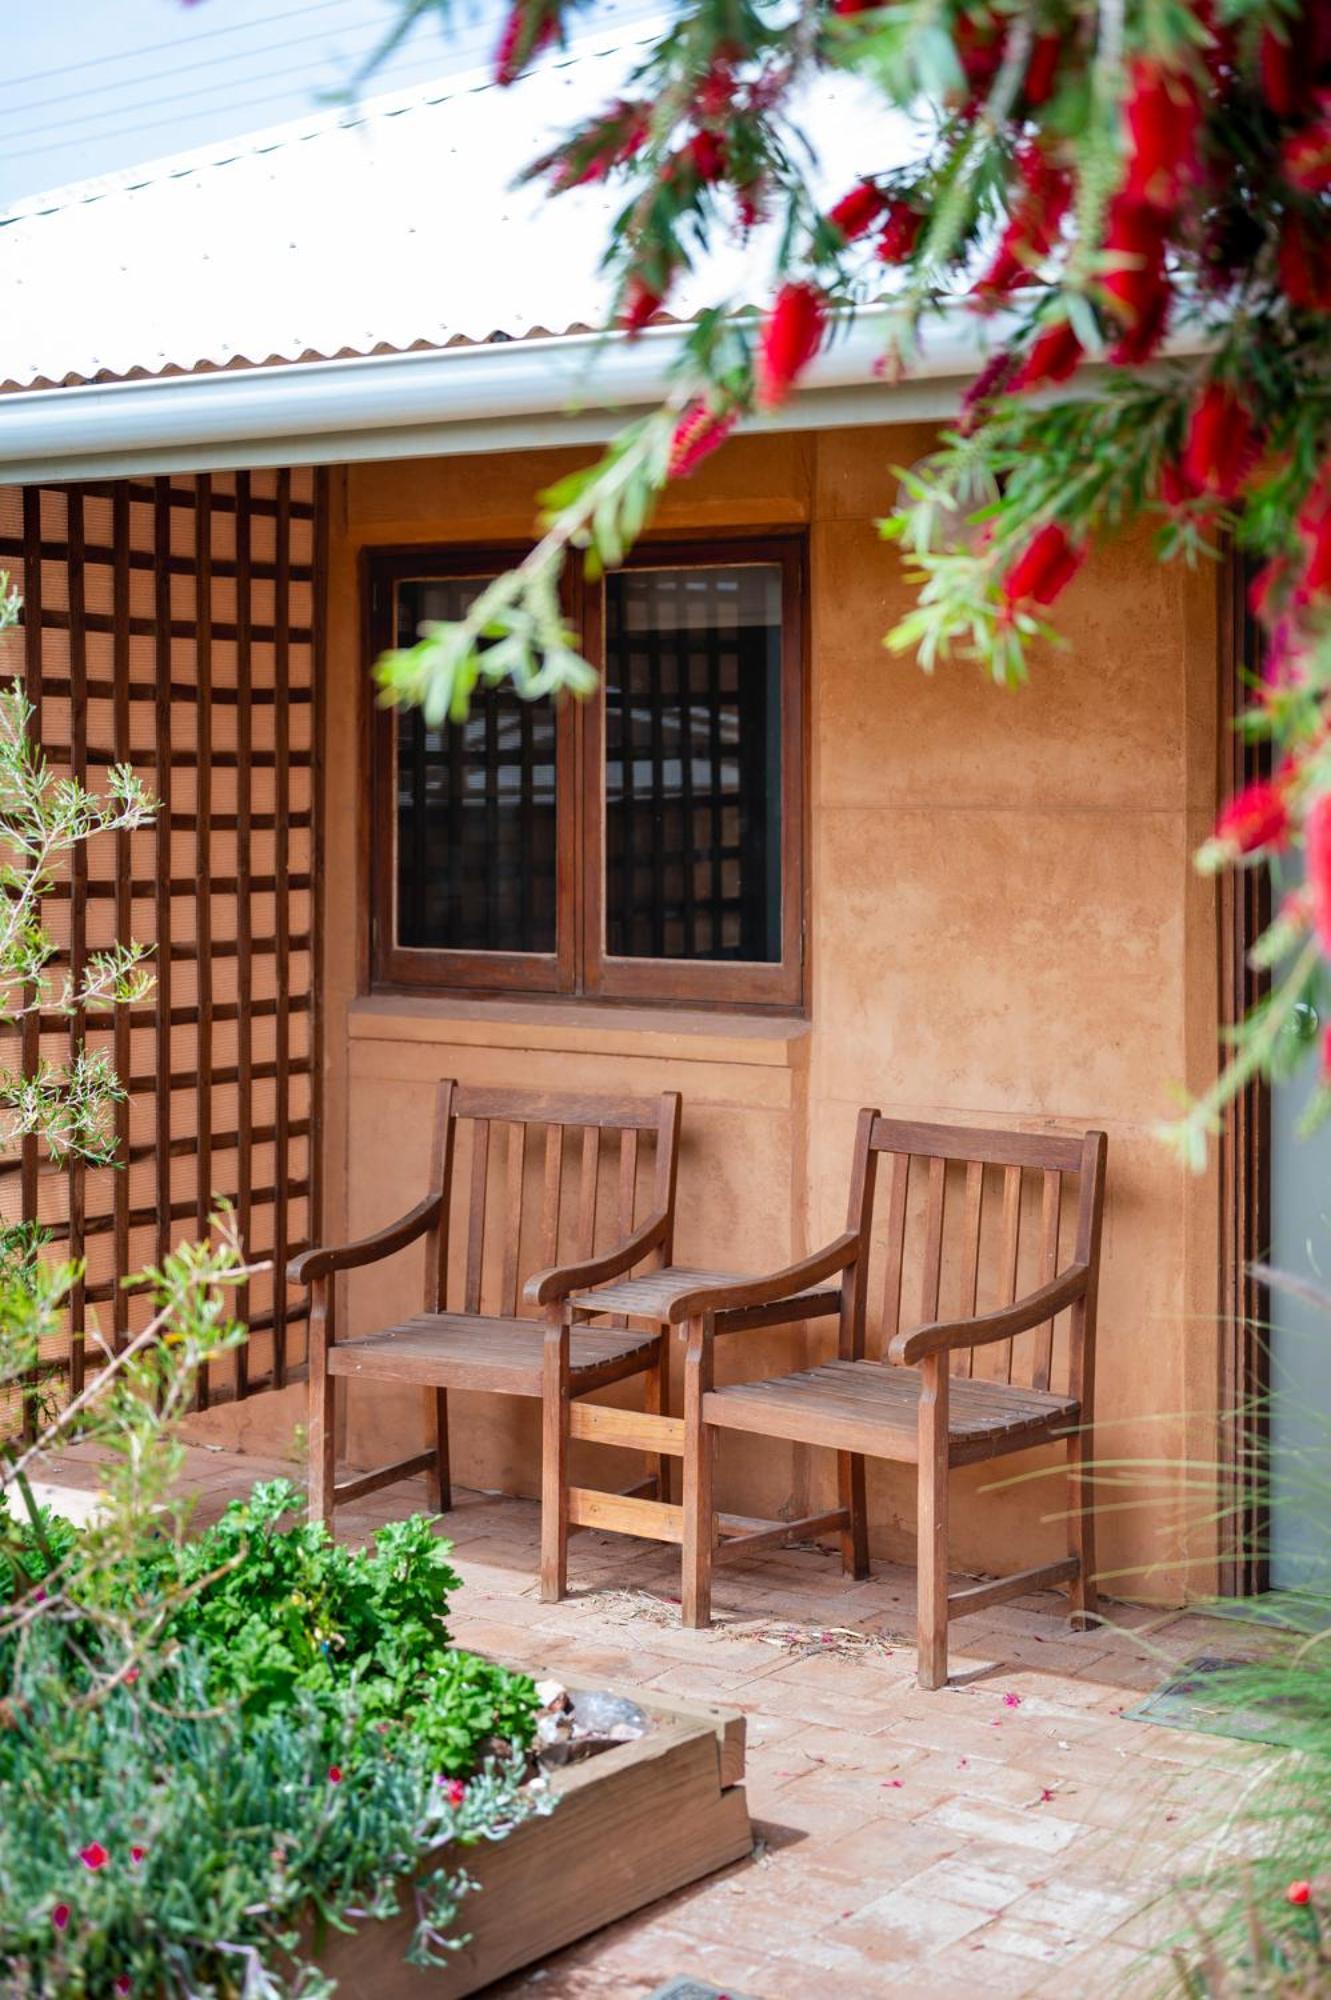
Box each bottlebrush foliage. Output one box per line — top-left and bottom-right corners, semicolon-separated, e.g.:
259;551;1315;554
365;0;1331;1158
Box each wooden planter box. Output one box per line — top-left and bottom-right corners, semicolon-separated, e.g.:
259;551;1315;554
317;1683;751;1998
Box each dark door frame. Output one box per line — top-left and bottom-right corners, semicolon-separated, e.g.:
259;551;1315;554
1217;550;1273;1599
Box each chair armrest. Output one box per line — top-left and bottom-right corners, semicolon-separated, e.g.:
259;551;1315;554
665;1231;862;1325
523;1209;672;1306
887;1262;1091;1367
287;1193;443;1286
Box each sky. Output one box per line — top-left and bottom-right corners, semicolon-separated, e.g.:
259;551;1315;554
0;0;654;210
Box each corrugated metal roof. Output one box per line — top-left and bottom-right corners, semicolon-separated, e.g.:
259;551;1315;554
0;35;905;392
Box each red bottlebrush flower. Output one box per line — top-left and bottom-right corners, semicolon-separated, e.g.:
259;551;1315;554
1121;58;1202;212
79;1843;110;1871
1101;196;1170;347
1159;458;1202;511
1296;474;1331;603
876;200;922;263
1288;1880;1313;1906
494;3;558;87
827;180;889;242
328;1765;344;1784
130;1845;146;1865
1249;556;1290;626
1023;33;1062;107
696;61;737;122
959;347;1017;434
1285;100;1331;192
1182;383;1258;502
757;282;826;408
1307;795;1331;953
622;279;664;337
954;6;1007;101
1279;216;1331;310
51;1905;71;1932
1213;781;1291;858
1010;320;1082;392
668;401;738;480
1000;524;1086;609
975;145;1070;299
1109;271;1171;364
737;181;768;230
1260;26;1300;119
686;129;728;184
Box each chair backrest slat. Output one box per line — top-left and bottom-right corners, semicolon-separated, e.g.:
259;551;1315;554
499;1122;526;1317
995;1163;1023;1384
576;1125;601;1260
919;1154;946;1327
862;1116;1106;1402
955;1158;984;1380
618;1127;639;1237
464;1119;491;1314
540;1122;564;1273
1031;1168;1062;1391
880;1151;911;1346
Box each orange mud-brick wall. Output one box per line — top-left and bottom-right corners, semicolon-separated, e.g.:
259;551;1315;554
300;424;1223;1604
0;474;320;1437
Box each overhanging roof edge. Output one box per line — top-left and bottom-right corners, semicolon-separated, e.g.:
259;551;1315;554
0;309;983;483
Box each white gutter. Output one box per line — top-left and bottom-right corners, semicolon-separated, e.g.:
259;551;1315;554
0;305;989;484
0;301;1211;485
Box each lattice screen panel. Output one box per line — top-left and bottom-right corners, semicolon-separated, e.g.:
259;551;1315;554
0;471;321;1432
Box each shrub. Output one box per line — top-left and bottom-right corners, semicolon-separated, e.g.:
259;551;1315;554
0;1491;546;1995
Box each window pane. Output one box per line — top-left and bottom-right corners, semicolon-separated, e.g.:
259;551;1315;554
604;563;783;963
394;577;557;955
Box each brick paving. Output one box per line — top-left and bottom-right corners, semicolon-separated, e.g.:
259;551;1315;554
45;1444;1264;1998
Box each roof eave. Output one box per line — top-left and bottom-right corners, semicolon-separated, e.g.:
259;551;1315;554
0;304;1209;485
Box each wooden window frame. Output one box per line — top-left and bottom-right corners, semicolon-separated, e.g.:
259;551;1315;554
367;544;579;996
366;531;807;1012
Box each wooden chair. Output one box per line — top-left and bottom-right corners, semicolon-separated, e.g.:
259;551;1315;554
287;1081;684;1567
613;1113;1107;1688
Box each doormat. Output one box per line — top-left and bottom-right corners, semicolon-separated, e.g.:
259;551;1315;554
1125;1653;1309;1747
648;1984;763;2000
1208;1591;1331;1636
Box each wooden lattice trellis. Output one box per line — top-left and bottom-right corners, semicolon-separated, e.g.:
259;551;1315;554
0;470;322;1430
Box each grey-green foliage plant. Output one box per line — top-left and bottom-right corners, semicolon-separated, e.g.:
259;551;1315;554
0;1637;547;1999
0;580;155;1167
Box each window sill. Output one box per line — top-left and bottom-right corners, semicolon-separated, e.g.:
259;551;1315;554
346;993;810;1069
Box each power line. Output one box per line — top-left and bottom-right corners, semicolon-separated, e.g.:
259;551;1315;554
1;21;472;143
0;0;374;93
0;44;495;169
9;13;438;120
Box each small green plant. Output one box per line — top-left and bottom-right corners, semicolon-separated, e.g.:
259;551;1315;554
150;1480;540;1776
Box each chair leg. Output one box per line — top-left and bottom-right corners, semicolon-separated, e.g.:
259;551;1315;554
308;1364;336;1530
916;1354;950;1690
681;1315;714;1630
432;1388;452;1514
540;1312;570;1604
1067;1427;1098;1630
838;1451;870;1580
642;1334;673;1503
